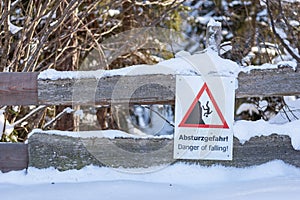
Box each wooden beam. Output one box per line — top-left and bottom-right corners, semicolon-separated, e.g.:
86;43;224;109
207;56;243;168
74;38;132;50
236;67;300;98
0;143;28;172
38;74;175;105
1;67;300;106
28;132;300;170
0;73;38;105
38;67;300;105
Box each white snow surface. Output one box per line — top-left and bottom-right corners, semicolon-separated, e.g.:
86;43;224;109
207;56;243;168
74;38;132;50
236;103;259;115
241;61;298;73
0;109;14;138
234;119;300;150
1;160;300;200
207;18;221;27
8;20;23;34
269;97;300;124
38;49;298;82
27;129;174;140
38;50;240;80
107;9;120;17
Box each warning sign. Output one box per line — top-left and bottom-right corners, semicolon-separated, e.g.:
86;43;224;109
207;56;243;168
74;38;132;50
174;76;235;161
178;83;229;129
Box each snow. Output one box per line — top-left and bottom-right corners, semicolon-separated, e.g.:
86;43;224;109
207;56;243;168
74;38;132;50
107;9;120;17
38;50;240;80
236;103;260;116
282;0;300;3
74;109;84;119
289;20;300;27
251;46;277;56
257;8;267;17
241;61;298;73
277;60;298;69
64;107;73;113
207;18;221;27
38;48;298;83
195;11;214;25
8;20;23;34
0;109;14;138
1;160;300;200
275;27;287;39
205;48;240;76
27;129;174;141
269;97;300;124
11;0;21;7
234;119;300;150
38;69;106;80
220;41;232;55
229;0;252;6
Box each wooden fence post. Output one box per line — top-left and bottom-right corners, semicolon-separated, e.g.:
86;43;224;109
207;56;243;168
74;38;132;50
206;18;222;54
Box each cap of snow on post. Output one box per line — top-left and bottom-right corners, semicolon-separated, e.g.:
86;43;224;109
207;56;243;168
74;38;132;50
206;18;222;54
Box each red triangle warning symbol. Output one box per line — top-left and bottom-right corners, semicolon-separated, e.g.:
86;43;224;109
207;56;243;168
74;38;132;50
178;83;229;129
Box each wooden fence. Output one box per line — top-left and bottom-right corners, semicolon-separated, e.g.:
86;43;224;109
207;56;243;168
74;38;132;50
1;67;300;106
1;66;300;172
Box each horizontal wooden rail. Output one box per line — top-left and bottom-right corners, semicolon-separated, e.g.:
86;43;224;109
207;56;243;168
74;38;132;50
0;143;28;172
0;67;300;106
2;128;300;172
27;132;300;170
0;73;38;105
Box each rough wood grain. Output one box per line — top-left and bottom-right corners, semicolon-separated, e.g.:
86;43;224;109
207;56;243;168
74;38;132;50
236;67;300;98
28;132;300;170
0;143;28;172
0;73;38;105
38;75;175;105
38;67;300;105
1;67;300;106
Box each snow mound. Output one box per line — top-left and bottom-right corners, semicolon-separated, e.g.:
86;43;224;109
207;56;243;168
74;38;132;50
234;119;300;150
1;160;300;200
1;160;299;185
38;50;240;80
27;129;173;141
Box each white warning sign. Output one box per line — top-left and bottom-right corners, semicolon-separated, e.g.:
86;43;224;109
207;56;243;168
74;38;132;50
174;75;235;160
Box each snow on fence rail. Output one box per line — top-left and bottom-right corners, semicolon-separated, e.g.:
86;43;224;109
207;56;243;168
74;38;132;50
1;65;300;172
0;66;300;106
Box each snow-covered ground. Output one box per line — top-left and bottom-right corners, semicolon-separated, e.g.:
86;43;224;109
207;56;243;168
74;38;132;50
1;160;300;200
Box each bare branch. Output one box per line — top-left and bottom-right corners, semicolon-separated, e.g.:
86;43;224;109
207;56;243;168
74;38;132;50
0;0;11;71
143;106;174;127
43;107;74;129
12;106;46;126
266;0;300;63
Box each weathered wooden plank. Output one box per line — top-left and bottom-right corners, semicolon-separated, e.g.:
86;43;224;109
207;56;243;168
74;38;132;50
236;67;300;98
38;67;300;105
28;132;300;170
0;72;38;105
0;143;28;172
1;67;300;106
38;74;176;105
